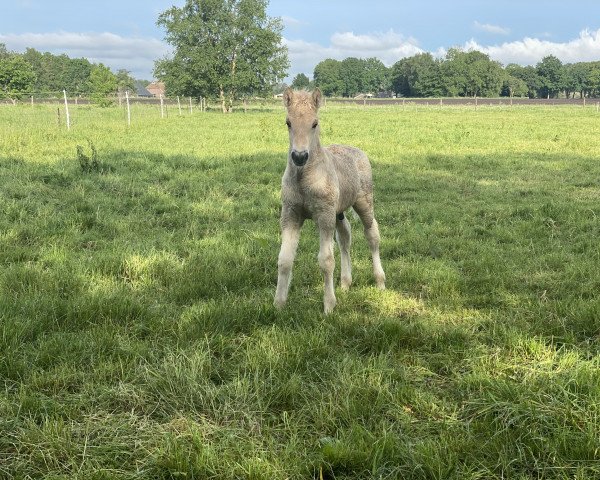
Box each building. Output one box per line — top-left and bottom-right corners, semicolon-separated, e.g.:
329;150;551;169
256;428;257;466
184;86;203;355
136;85;153;97
146;81;166;98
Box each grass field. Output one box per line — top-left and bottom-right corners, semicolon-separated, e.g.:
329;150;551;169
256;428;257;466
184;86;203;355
1;102;600;479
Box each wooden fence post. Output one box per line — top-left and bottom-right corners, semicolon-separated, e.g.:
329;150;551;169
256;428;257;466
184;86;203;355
177;96;182;116
63;90;70;130
125;90;131;126
160;94;165;118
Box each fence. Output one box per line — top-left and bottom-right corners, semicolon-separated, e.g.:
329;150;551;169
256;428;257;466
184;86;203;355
2;92;599;131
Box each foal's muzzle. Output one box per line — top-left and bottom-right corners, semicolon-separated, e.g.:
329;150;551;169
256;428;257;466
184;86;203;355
291;150;309;167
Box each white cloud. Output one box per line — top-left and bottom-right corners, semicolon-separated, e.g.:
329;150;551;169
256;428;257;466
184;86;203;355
474;21;510;35
461;29;600;65
284;29;422;78
0;31;169;79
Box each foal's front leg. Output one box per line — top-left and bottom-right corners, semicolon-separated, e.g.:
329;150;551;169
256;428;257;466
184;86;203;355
317;215;337;314
274;215;303;309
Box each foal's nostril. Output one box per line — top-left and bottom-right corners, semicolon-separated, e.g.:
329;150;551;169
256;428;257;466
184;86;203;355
291;150;309;166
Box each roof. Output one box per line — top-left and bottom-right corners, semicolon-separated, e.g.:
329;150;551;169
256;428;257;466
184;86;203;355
136;85;152;97
146;81;166;96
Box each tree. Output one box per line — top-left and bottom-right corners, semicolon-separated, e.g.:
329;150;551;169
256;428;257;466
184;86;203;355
501;75;528;97
536;55;565;98
506;64;541;98
65;58;93;95
442;49;503;97
156;0;289;112
88;63;117;106
362;58;390;94
588;67;600;97
291;73;310;90
116;69;137;95
340;57;364;97
0;54;36;102
314;59;344;96
0;43;9;59
391;53;442;97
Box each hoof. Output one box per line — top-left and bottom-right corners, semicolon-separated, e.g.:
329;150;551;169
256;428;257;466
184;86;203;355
323;297;337;315
274;297;286;310
375;272;386;290
341;276;352;291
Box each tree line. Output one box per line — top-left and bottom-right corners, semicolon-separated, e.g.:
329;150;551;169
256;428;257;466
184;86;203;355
0;43;142;104
298;50;600;99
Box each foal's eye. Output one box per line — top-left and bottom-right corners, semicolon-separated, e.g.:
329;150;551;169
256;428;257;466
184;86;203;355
312;121;319;129
286;119;291;128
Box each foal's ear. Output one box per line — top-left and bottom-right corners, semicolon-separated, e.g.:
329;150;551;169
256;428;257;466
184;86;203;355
283;87;293;108
312;88;323;109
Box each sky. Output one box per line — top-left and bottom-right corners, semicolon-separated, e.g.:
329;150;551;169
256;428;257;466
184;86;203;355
1;0;600;82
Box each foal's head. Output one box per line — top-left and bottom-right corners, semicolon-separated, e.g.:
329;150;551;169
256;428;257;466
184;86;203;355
283;88;322;167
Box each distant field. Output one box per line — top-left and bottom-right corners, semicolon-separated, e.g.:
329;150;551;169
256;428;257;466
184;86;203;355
1;103;600;479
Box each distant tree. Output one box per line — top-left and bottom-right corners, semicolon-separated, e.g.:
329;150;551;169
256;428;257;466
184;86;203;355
506;64;541;98
156;0;289;112
501;75;528;97
65;58;93;95
390;59;410;96
536;55;565;98
391;53;442;97
362;57;390;93
116;69;137;95
340;57;364;97
88;63;117;106
588;67;600;97
21;48;44;92
440;49;468;96
0;43;9;59
314;59;344;96
0;54;36;102
291;73;310;90
442;49;503;97
566;62;591;98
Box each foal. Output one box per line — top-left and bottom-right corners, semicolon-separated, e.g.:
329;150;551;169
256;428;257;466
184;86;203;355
274;88;385;314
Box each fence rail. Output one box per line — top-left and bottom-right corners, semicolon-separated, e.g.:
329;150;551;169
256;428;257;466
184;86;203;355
2;94;599;132
335;97;599;107
3;95;600;107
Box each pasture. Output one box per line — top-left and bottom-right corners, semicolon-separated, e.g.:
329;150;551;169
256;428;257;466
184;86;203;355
1;102;600;479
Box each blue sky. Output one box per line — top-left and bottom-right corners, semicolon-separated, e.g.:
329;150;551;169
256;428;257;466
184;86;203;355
1;0;600;81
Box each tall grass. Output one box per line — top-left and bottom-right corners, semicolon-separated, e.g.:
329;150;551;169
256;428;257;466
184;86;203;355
1;103;599;479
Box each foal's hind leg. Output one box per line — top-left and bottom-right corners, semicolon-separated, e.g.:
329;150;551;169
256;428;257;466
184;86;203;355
353;195;386;289
335;213;352;290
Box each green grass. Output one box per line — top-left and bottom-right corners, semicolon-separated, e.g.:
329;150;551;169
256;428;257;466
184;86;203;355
1;102;600;479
